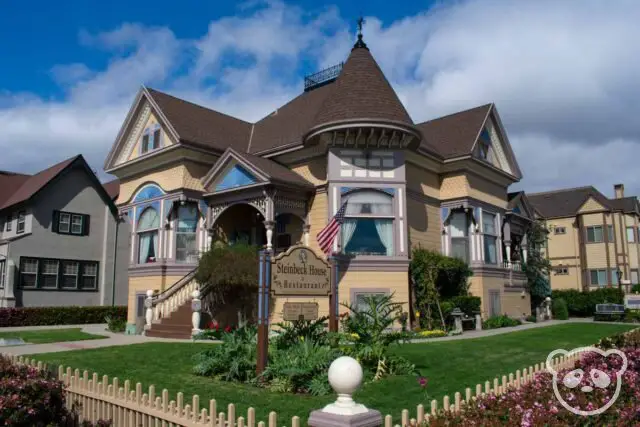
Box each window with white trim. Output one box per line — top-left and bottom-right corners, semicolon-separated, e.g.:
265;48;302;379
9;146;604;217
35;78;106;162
53;211;89;235
81;262;98;290
341;190;394;256
353;291;389;313
554;267;569;275
59;213;71;233
71;215;83;234
339;151;395;179
631;269;639;284
482;211;498;265
554;226;566;235
16;211;25;234
41;259;59;288
449;211;469;263
176;204;198;263
61;261;79;289
137;207;159;264
141;124;162;154
19;258;38;288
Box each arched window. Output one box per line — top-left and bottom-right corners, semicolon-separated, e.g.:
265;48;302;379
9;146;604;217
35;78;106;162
341;190;394;256
176;204;198;263
137;207;159;264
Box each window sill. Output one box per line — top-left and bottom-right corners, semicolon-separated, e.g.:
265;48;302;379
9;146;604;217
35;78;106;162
18;287;99;292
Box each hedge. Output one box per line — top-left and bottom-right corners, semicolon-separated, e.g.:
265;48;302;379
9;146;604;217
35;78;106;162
551;298;569;320
0;306;127;327
551;288;624;317
445;295;481;316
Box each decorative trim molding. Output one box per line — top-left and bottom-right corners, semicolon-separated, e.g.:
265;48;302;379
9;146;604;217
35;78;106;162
116;104;151;165
128;262;196;277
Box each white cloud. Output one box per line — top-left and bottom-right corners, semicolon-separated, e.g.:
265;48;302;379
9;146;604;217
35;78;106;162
0;0;639;197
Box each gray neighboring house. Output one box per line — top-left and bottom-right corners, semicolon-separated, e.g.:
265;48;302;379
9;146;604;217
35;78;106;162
0;155;130;308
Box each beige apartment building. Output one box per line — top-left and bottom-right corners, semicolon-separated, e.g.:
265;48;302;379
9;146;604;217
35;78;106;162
529;184;640;292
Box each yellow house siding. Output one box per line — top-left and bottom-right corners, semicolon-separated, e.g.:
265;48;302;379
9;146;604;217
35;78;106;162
117;163;206;205
582;213;603;227
407;196;440;252
546;217;579;260
307;191;328;255
291;157;327;186
405;163;440;199
549;265;581;291
468;276;531;319
502;291;531;318
585;244;608;269
440;174;469;200
467;174;508;209
127;112;176;161
578;197;606;213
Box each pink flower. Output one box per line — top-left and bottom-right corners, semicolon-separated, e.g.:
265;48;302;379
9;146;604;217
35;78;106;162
417;376;428;388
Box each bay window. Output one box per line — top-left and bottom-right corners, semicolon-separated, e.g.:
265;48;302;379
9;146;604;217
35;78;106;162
483;212;498;264
449;211;469;263
137;207;159;264
176;204;198;263
341;190;394;256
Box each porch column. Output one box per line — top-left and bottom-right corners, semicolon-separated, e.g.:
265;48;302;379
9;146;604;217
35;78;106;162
302;224;311;247
264;221;275;251
521;234;528;263
503;221;512;267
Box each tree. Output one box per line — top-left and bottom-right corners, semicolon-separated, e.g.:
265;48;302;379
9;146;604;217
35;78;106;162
195;243;260;326
524;220;552;306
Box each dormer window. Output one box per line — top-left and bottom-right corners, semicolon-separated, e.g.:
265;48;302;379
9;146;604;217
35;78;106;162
141;124;162;154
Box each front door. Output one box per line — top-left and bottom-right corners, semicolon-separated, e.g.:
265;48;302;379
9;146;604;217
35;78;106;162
489;290;501;317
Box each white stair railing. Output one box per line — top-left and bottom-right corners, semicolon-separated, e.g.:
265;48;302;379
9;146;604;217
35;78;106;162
145;269;198;329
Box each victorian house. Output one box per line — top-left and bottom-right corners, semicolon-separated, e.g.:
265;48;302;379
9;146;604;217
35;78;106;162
104;33;532;336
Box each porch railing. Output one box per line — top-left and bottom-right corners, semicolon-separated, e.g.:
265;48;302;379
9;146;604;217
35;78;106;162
503;261;523;272
149;268;198;323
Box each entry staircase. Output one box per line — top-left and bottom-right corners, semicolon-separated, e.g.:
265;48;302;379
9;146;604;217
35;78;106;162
144;269;200;339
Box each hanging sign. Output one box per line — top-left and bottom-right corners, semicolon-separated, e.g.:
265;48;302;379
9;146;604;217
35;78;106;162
271;246;331;296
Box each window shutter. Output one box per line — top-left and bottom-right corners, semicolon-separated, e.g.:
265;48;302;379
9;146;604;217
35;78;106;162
83;215;90;236
52;210;60;233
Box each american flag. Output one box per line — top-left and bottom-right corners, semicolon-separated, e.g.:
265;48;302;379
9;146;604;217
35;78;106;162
316;202;348;256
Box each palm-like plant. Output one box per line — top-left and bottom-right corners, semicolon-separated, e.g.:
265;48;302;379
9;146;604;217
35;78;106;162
340;293;413;380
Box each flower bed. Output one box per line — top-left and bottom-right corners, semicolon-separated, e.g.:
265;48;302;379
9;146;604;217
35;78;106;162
192;321;234;340
425;327;640;426
0;355;111;426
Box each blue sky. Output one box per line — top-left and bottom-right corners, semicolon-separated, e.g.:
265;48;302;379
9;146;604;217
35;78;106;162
1;0;639;196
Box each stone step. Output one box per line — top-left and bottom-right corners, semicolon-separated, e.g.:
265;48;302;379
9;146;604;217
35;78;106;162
145;329;192;339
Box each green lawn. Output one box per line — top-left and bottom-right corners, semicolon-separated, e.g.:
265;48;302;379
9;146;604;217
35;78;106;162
0;328;107;344
34;323;635;423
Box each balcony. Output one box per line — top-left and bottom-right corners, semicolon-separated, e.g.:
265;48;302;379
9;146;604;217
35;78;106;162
503;261;523;272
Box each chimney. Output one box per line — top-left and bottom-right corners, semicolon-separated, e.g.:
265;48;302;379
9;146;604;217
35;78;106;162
614;184;625;199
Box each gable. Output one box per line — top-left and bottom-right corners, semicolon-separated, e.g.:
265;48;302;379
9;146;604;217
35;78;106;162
578;196;607;213
126;110;176;162
474;116;514;175
210;161;262;192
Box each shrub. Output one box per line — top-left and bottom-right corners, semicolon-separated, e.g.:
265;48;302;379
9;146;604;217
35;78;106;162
0;306;127;327
415;329;447;338
445;296;481;316
272;317;330;350
410;248;472;299
525;315;537;323
551;298;569;320
632;284;640;293
193;324;257;382
105;315;126;333
262;340;339;395
551;288;624;317
0;355;111;426
482;315;521;330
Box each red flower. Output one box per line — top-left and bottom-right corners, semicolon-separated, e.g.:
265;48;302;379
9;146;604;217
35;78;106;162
224;325;232;333
418;376;428;388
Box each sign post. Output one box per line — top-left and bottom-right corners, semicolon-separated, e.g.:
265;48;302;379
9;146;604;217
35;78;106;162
255;245;333;375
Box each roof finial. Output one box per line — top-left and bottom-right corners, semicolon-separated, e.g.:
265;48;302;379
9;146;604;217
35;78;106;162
353;16;368;50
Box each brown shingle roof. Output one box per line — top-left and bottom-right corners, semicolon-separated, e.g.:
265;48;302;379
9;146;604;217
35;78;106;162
528;186;612;219
0;156;79;210
0;172;31;208
146;88;252;153
229;148;313;188
417;104;492;158
311;46;414;130
250;82;334;154
103;179;120;201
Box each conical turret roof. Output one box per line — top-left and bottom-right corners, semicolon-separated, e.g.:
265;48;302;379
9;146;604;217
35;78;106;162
310;40;414;130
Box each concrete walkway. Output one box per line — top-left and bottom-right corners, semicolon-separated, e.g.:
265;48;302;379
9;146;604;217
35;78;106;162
0;324;215;356
1;318;635;356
